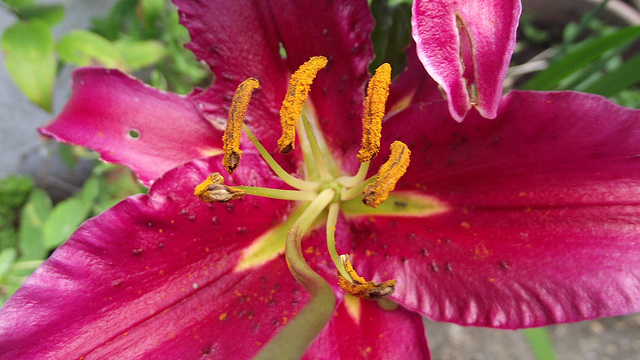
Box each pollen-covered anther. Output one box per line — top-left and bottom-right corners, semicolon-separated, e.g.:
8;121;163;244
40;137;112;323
337;255;396;300
357;63;391;163
223;78;260;174
363;141;411;208
277;56;328;154
194;172;246;203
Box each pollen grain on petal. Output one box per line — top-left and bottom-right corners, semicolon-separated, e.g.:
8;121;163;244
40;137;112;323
337;255;396;300
358;63;391;163
195;172;246;203
223;78;260;174
363;141;411;208
277;56;328;154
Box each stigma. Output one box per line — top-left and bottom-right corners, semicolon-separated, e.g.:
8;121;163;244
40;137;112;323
195;57;410;301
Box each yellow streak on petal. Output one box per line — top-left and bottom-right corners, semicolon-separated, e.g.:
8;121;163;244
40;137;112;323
358;63;391;163
277;56;328;154
198;148;224;158
341;191;448;218
234;206;306;271
343;293;362;324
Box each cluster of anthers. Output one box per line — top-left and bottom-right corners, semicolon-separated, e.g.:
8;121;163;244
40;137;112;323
194;56;410;301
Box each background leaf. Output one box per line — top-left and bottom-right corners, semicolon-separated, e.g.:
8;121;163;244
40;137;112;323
42;197;90;249
57;30;128;70
369;0;411;77
14;5;66;27
582;52;640;97
1;20;56;111
523;26;640;90
18;189;52;260
523;327;557;360
114;39;167;70
1;0;36;9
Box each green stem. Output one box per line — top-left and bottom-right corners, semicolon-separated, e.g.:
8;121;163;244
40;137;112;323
341;175;377;201
336;161;370;188
253;189;336;360
300;112;331;182
326;202;352;281
243;124;318;192
238;186;317;201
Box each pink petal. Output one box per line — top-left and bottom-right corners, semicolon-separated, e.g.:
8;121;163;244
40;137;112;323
174;0;290;157
304;297;430;359
0;155;311;359
350;91;640;328
267;0;375;160
39;68;222;186
412;0;521;121
387;42;445;116
175;0;375;165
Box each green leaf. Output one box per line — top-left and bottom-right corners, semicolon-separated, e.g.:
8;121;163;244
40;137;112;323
523;26;640;91
0;175;34;209
523;327;556;360
80;176;101;206
15;5;66;27
90;0;138;41
18;189;52;260
369;0;412;77
612;89;640;108
1;0;36;9
114;39;168;70
0;248;17;279
57;30;128;70
1;21;56;111
42;197;90;249
139;0;165;28
582;51;640;97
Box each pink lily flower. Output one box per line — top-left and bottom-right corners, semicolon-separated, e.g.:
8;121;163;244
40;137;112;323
412;0;521;121
2;0;640;359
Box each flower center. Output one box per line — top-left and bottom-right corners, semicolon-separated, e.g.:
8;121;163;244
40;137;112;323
194;57;410;300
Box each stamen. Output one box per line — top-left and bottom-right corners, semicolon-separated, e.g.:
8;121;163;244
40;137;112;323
242;124;319;192
301;111;331;181
337;255;396;300
277;56;328;154
357;63;391;163
326;203;352;281
362;141;411;208
194;172;246;203
223;78;260;174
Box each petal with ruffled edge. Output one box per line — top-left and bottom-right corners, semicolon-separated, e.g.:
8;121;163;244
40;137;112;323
411;0;521;121
175;0;375;170
347;91;640;328
304;296;430;359
39;68;222;186
0;155;316;359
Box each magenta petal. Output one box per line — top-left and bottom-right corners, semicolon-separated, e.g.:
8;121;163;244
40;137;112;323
175;0;375;165
304;298;430;359
267;0;375;160
174;0;290;154
0;155;310;359
412;0;521;120
39;68;222;185
387;42;445;115
353;91;640;328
